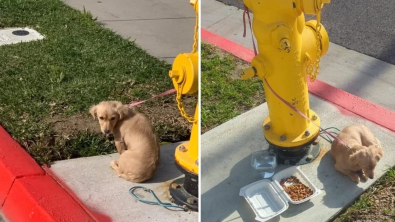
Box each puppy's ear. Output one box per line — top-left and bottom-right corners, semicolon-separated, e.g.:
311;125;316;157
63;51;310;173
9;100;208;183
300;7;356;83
374;148;383;161
350;150;361;166
89;105;97;119
116;104;129;120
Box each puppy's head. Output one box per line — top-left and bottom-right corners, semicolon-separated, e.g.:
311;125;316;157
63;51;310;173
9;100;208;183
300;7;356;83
89;101;129;134
351;145;383;179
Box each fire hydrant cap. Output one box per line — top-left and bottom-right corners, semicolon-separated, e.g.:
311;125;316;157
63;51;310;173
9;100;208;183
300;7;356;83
305;20;329;56
170;53;198;95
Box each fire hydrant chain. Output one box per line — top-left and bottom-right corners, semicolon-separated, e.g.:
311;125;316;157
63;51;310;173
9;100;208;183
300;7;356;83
309;9;323;82
176;83;197;123
175;0;198;124
191;2;199;53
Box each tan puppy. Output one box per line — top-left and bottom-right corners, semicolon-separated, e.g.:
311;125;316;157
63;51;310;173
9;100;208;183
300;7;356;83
89;101;160;183
331;125;383;183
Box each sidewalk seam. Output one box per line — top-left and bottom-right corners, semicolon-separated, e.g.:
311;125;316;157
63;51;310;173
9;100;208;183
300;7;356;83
205;10;238;29
100;17;195;22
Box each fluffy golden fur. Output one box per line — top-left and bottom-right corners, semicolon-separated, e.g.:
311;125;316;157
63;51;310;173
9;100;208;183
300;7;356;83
331;125;383;183
90;101;160;183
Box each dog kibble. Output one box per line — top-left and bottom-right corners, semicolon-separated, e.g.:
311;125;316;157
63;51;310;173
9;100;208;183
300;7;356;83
280;176;313;201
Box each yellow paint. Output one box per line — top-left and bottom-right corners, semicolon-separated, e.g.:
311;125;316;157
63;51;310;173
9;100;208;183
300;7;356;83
174;105;199;174
169;0;199;175
242;0;330;147
169;52;198;95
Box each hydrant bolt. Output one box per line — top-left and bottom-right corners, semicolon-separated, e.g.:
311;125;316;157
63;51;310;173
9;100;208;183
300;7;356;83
179;145;187;152
312;115;317;120
280;135;286;141
264;124;270;130
305;130;310;136
280;39;291;53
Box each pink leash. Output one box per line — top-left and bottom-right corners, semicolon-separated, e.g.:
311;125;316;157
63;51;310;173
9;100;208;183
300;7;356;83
263;79;350;148
129;89;176;107
243;4;258;56
242;5;349;148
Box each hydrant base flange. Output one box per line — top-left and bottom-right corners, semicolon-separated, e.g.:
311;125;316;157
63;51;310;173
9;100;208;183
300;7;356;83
267;138;321;166
169;178;198;212
169;161;198;212
263;109;321;147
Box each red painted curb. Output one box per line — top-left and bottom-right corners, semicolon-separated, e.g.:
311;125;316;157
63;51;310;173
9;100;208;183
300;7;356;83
3;175;94;222
0;127;45;207
43;166;113;222
202;28;395;133
201;29;254;63
0;126;98;222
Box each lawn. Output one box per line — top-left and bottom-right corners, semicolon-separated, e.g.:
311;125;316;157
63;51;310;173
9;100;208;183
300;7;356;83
0;0;196;165
201;43;265;132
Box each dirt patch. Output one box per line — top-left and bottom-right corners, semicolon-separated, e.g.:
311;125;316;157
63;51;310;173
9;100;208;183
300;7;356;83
313;143;330;163
45;95;196;143
230;59;251;80
46;114;101;137
157;179;173;200
207;46;250;80
137;95;196;142
344;186;395;222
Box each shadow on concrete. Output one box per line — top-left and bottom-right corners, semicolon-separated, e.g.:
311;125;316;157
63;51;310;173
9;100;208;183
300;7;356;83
146;143;183;183
316;151;364;208
202;153;315;222
202;154;263;222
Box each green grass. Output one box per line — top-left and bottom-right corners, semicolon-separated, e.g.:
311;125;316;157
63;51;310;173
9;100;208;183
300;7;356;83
0;0;176;164
27;131;116;164
201;43;265;131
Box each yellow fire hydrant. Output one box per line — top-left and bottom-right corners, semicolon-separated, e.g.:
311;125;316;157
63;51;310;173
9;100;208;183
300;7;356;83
168;0;199;211
242;0;330;164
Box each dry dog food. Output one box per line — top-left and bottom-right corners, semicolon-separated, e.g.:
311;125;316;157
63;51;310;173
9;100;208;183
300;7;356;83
280;176;313;201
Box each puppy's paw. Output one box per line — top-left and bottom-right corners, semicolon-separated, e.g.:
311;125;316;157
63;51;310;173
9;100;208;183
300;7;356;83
347;172;360;183
350;176;360;183
110;160;118;170
361;173;368;181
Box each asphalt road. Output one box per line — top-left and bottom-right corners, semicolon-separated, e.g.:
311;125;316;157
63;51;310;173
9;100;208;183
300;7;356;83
214;0;395;65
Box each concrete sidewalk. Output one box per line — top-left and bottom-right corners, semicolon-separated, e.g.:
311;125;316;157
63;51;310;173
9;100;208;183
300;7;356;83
49;142;198;222
202;0;395;221
201;95;395;222
63;0;197;64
